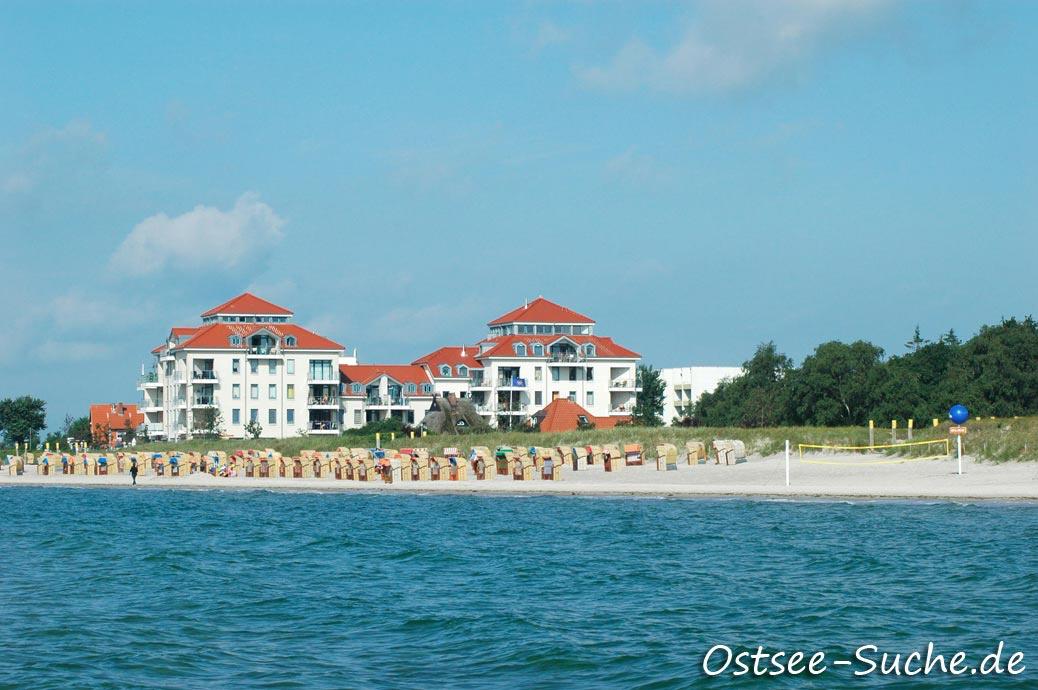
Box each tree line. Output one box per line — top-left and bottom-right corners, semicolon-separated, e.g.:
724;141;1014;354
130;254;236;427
683;317;1038;427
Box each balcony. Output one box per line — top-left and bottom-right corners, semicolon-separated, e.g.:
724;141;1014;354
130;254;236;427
191;370;218;382
145;423;165;436
307;372;339;384
365;396;408;408
247;347;280;357
609;379;641;390
307;396;340;408
138;371;161;387
173;397;188;408
192;395;219;407
140;399;163;412
610;404;635;415
171;373;186;384
549;352;585;363
497;377;527;388
308;420;340;434
470;378;492;390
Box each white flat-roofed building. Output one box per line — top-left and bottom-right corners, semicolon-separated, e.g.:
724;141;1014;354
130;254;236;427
138;293;356;440
660;366;743;425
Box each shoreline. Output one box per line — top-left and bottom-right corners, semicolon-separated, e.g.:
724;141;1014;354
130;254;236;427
4;455;1037;502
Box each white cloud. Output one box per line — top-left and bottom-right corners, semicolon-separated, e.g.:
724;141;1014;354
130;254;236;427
604;147;673;186
533;21;571;51
35;340;115;362
109;192;285;276
1;120;108;197
370;300;485;344
577;0;892;94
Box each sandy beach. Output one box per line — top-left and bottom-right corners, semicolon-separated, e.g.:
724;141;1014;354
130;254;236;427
4;454;1037;500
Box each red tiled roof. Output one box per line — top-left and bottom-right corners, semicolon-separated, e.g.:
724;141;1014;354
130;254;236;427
339;364;432;391
475;335;639;359
176;323;343;351
412;346;483;375
534;398;628;432
171;327;198;337
90;403;144;431
201;292;293;317
488;297;594;326
151;344;165;354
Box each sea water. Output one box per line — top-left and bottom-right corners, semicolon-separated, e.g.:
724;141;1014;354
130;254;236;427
0;487;1035;689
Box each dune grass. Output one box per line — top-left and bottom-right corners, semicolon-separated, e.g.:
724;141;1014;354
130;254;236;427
115;416;1038;462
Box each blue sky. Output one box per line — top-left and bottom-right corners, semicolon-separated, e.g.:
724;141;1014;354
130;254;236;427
1;1;1036;429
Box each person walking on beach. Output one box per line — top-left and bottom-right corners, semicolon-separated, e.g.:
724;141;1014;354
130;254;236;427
130;457;138;486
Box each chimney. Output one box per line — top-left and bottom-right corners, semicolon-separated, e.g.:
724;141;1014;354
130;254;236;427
460;346;467;357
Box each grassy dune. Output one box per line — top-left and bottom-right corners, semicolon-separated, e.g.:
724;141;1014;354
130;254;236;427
119;416;1038;462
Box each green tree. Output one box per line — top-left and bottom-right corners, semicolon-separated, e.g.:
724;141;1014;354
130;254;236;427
244;419;263;439
694;342;792;427
632;365;665;427
788;341;885;426
0;396;47;446
66;416;91;443
958;317;1038;416
193;407;224;439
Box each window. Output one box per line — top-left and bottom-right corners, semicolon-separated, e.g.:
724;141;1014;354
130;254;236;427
268;409;277;424
354;409;362;425
232;359;240;374
250;409;258;422
229;335;242;347
440;365;451;377
285;336;297;347
287;409;294;425
536;325;551;334
421;383;433;394
250;361;259;374
514;343;526;356
232;384;241;400
586;367;593;381
351;383;363;394
551;368;560;382
586;391;594;407
268;360;277;374
585;344;596;357
554;325;566;333
286;359;295;375
250;384;259;400
535;391;543;405
309;359;333;381
287;384;295;400
268;384;277;399
531;343;543;357
568;392;576;402
232;409;240;425
406;383;417;394
569;368;577;381
457;365;468;377
534;367;542;381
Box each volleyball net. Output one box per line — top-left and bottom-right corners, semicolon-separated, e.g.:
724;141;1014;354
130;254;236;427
797;438;951;466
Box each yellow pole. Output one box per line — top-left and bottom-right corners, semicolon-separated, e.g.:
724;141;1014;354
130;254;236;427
410;431;414;439
891;419;897;444
391;432;395;441
868;419;874;449
422;429;427;437
933;418;939;428
908;418;913;440
375;432;381;449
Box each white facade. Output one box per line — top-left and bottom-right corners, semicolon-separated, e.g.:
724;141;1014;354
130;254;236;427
660;366;743;424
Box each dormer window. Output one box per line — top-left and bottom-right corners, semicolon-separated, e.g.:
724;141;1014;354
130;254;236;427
285;336;297;347
229;335;242;347
440;364;451;377
406;383;417;394
351;383;363;394
584;344;596;357
457;365;468;377
531;343;543;357
514;343;526;356
421;383;433;394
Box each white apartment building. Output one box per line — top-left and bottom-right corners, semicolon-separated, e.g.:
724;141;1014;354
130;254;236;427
138;293;356;440
660;366;743;424
339;365;435;429
412;298;641;429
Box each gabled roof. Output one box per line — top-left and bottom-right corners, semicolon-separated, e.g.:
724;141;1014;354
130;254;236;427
488;297;594;326
90;403;144;431
176;323;343;351
475;335;639;359
534;398;628;432
339;364;432;391
201;292;293;318
412;346;483;375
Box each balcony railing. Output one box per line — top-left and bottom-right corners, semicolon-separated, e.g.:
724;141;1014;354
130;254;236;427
549;352;584;363
139;371;160;385
146;423;164;434
248;347;280;356
609;379;637;389
309;420;340;431
497;377;527;388
308;396;340;406
308;372;338;382
611;404;634;414
365;396;407;407
192;396;219;407
192;370;218;381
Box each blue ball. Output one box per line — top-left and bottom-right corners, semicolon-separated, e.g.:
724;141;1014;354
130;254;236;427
949;404;969;425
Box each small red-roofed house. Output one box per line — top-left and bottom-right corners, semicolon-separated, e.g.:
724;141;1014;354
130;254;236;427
90;403;145;447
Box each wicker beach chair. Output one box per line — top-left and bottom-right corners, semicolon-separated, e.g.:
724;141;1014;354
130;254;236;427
601;444;623;472
468;446;492;480
570;446;589;471
494;447;515;476
512;454;534;481
685;441;707;466
655;443;678;471
623;443;644;466
586;445;604;466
